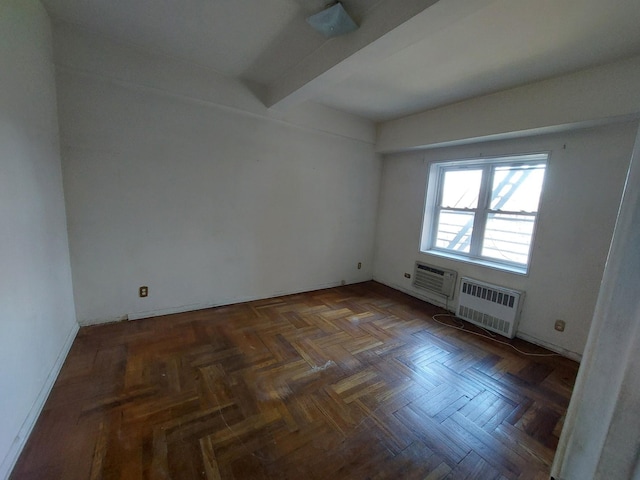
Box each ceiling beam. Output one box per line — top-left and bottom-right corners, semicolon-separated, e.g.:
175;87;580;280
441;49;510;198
264;0;496;111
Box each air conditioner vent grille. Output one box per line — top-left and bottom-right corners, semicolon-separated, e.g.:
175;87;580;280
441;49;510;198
415;275;444;292
417;264;446;276
412;262;457;298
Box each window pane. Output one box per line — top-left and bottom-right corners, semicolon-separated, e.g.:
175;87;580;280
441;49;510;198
441;169;482;209
490;165;545;212
482;213;535;265
435;210;474;253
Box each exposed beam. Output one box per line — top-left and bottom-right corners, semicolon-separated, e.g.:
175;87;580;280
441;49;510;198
265;0;437;109
376;55;640;153
265;0;497;111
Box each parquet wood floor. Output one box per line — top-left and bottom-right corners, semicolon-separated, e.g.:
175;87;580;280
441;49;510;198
11;281;579;480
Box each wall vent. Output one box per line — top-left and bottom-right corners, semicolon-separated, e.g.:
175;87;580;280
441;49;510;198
413;262;457;298
456;277;524;339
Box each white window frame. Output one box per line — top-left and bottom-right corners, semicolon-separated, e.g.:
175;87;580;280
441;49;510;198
420;153;548;274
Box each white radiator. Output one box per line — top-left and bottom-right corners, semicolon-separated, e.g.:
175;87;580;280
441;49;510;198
456;277;524;339
413;262;457;298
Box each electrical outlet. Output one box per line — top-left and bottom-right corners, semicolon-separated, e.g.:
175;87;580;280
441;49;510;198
139;286;148;298
357;262;362;270
554;319;565;332
404;273;411;279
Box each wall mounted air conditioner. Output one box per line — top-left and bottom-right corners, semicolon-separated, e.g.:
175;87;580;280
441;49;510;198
413;262;457;298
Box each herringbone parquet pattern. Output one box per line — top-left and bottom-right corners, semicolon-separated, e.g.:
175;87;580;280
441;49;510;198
11;282;578;480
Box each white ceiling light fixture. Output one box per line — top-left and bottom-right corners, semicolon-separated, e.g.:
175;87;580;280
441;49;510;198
306;2;358;38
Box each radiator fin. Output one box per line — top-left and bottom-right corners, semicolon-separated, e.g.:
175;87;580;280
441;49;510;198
462;281;516;308
458;305;509;335
456;277;523;339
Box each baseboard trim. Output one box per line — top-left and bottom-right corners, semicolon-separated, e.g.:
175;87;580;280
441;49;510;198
515;332;582;362
373;278;455;313
77;280;370;325
0;321;79;480
127;280;356;321
373;278;582;362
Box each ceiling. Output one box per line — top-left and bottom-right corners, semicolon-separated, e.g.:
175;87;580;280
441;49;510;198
40;0;640;122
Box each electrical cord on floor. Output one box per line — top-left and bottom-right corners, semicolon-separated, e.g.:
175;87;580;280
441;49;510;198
431;313;560;357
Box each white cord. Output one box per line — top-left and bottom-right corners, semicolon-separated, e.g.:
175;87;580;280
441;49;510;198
431;313;560;357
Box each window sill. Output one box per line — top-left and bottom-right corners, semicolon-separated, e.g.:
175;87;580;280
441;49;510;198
422;249;528;276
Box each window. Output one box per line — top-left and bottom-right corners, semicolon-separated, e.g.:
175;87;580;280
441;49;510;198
421;154;547;273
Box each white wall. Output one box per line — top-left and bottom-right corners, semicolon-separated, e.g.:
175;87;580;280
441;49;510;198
54;25;381;325
373;122;638;358
377;54;640;153
0;1;78;477
552;125;640;479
